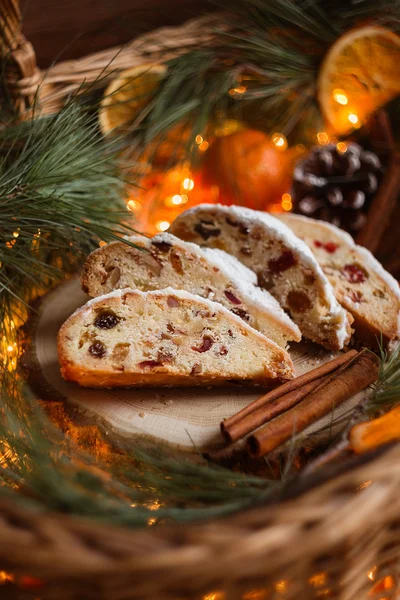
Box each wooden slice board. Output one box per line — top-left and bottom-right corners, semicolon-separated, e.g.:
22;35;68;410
28;278;364;453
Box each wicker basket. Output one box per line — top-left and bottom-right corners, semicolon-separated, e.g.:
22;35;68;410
1;1;400;598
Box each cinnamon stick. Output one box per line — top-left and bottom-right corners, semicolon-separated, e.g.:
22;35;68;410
221;350;358;443
246;351;379;458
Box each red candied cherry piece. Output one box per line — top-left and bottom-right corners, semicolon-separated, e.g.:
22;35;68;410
268;251;297;273
324;242;338;253
342;263;368;284
224;290;242;305
313;240;338;253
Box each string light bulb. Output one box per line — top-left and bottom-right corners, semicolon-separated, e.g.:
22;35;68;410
317;132;329;145
281;193;292;211
229;85;247;96
199;140;209;152
195;135;203;144
127;199;141;212
156;220;170;232
333;89;348;105
171;194;183;205
182;178;194;191
271;132;288;151
348;113;359;125
336;142;347;154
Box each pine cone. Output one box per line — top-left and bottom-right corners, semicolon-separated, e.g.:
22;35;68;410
291;143;382;234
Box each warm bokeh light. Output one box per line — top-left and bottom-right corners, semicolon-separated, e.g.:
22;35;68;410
214;119;243;137
274;580;288;594
182;178;194;191
229;85;247;96
127;199;141;212
203;593;225;600
242;590;268;600
156;220;170;232
271;132;288;151
309;572;327;588
0;571;14;584
317;131;329;145
195;135;203;144
368;567;377;581
348;112;359;125
99;240;107;247
333;89;348;105
336;141;347;154
199;140;209;152
281;193;292;211
13;231;19;238
171;194;183;205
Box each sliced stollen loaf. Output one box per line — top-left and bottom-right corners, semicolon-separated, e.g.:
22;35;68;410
81;233;301;348
277;213;400;346
169;204;352;351
58;288;295;387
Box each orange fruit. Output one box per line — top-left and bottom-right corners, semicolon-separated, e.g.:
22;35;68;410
202;129;293;211
99;64;167;135
318;26;400;135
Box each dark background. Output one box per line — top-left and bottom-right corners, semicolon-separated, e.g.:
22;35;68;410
21;0;214;68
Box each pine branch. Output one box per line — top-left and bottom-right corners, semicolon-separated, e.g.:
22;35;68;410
130;0;400;160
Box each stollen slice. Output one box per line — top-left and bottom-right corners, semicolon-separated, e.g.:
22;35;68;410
81;232;301;348
58;288;295;387
169;204;352;351
277;213;400;346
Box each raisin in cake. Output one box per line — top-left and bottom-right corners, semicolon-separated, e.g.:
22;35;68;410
81;233;301;348
169;204;352;350
277;213;400;346
58;288;294;387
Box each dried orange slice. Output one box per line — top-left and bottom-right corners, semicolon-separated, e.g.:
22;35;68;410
318;26;400;135
99;64;167;135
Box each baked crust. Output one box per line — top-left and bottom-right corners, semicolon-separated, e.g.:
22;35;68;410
80;232;301;348
58;288;294;387
170;204;353;350
278;213;400;346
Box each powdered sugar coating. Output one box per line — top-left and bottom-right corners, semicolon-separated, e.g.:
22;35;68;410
180;204;349;338
144;232;300;339
281;214;400;301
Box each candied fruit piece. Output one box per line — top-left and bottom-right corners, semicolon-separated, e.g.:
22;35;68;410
94;311;120;330
152;240;172;252
268;251;297;273
342;263;368;284
167;296;180;307
224;290;241;305
231;307;250;321
313;240;339;253
194;222;221;240
170;251;183;274
138;360;163;368
89;342;106;358
348;289;363;303
190;363;203;375
192;335;214;353
225;217;249;235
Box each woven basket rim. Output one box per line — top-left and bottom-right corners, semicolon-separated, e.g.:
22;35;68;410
1;2;400;596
